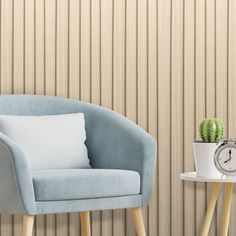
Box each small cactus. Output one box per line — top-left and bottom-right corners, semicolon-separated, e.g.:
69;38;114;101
199;118;224;142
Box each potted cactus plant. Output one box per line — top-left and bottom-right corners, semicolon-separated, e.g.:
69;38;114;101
193;118;224;177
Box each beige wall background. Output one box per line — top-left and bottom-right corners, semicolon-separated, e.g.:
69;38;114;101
0;0;236;235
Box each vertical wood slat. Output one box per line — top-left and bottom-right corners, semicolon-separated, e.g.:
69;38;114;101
44;2;56;235
126;0;137;123
13;0;24;94
215;1;228;236
113;0;126;235
25;0;35;94
56;0;68;98
206;0;217;235
68;5;81;236
13;1;24;235
195;0;206;235
90;1;101;235
184;0;195;235
56;1;69;235
91;0;100;105
69;0;80;100
101;0;113;109
147;0;158;235
228;1;236;236
137;0;148;231
80;0;90;102
35;0;46;234
45;0;56;96
35;0;45;95
157;0;171;235
100;1;113;235
171;0;184;235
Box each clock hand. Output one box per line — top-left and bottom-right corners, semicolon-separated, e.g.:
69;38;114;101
224;158;231;163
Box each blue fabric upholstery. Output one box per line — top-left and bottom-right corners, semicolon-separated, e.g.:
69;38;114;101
32;169;140;201
0;132;36;214
36;195;143;214
0;95;157;215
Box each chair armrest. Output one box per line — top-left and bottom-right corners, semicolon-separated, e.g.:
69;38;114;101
0;132;36;215
85;106;157;206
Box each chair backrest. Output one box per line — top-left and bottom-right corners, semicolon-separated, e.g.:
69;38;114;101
0;95;101;168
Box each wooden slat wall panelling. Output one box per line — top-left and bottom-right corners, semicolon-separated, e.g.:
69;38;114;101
157;0;171;234
69;213;80;236
46;215;56;236
206;0;216;235
215;0;228;235
69;0;80;100
100;0;113;235
45;1;56;234
68;1;81;236
137;0;148;231
13;0;24;234
228;1;236;235
171;0;184;235
91;0;101;235
80;0;90;102
113;0;126;235
1;0;236;235
100;0;113;110
35;1;46;235
91;0;101;105
125;0;137;235
125;0;136;123
35;0;45;95
56;1;69;235
1;0;13;94
56;0;68;98
1;0;13;233
147;0;157;234
183;0;195;235
195;0;206;235
13;0;24;94
25;0;35;94
45;0;56;96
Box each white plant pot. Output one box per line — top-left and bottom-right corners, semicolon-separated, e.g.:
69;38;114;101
193;141;222;178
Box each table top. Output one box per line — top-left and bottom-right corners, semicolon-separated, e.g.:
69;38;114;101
180;172;236;183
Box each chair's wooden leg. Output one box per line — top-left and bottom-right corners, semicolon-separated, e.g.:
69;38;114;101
220;183;233;236
200;182;221;236
22;215;34;236
80;211;91;236
131;208;146;236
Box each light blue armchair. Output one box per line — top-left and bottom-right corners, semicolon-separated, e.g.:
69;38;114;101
0;95;157;236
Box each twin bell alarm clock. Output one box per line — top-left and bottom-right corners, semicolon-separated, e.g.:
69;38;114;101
214;139;236;175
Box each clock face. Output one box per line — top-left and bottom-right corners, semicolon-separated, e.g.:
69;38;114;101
215;145;236;173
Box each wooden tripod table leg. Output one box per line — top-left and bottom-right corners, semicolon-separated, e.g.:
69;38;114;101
200;182;221;236
220;183;234;236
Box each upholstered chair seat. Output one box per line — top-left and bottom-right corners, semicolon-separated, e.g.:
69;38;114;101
32;169;140;202
0;95;157;236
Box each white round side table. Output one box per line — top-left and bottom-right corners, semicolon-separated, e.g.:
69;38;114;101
180;172;236;236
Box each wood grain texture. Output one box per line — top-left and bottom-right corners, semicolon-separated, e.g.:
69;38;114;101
25;0;35;94
80;0;90;102
157;0;171;234
45;0;56;96
0;0;235;235
195;0;206;235
183;0;195;235
206;1;217;235
228;2;236;235
171;0;184;235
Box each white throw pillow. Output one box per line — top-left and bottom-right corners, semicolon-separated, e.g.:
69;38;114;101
0;113;90;170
